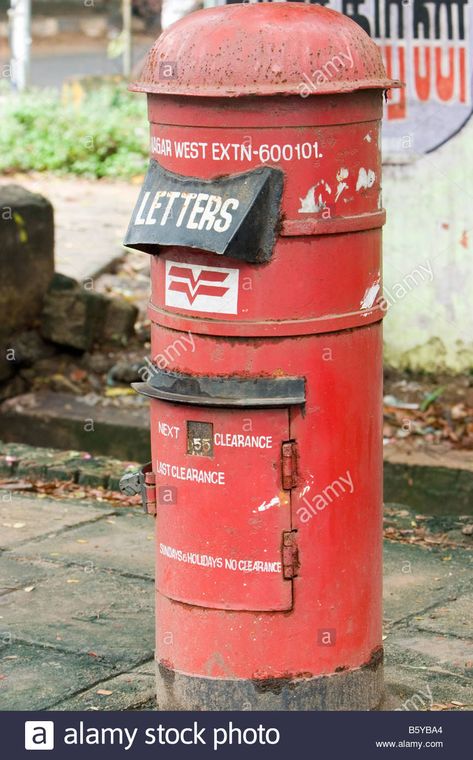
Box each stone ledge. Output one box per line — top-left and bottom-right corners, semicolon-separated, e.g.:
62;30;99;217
0;391;150;462
0;440;138;492
384;442;473;515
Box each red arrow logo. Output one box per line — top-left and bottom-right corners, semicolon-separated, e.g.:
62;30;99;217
167;265;230;305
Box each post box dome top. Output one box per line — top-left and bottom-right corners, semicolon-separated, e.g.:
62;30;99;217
130;3;398;98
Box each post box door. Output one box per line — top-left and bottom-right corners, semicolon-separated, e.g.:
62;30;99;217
151;402;293;611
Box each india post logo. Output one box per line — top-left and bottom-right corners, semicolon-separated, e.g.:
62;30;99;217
165;260;239;314
24;721;55;750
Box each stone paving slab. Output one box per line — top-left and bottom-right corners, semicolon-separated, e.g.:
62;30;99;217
382;542;473;710
134;661;156;676
0;641;116;711
384;641;473;710
383;541;473;624
0;556;57;596
387;632;473;678
0;565;153;666
0;495;114;549
54;666;156;711
413;592;473;640
11;510;154;579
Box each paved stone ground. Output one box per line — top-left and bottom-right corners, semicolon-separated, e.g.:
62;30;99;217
0;493;472;711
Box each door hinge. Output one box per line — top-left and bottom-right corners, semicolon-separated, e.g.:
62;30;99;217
282;530;299;579
281;440;298;489
119;463;156;516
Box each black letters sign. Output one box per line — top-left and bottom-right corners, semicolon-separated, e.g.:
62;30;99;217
124;161;283;263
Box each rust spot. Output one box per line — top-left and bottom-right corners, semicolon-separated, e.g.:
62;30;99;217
158;659;175;678
251;671;313;695
361;645;384;671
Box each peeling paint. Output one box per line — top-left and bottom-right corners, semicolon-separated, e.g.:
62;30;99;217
298;180;332;213
356;167;376;191
335;168;349;201
361;281;380;309
254;495;280;513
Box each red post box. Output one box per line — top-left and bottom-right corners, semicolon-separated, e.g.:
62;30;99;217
121;3;399;710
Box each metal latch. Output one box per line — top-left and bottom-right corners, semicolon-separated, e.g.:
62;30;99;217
282;530;299;579
119;462;156;516
281;440;298;489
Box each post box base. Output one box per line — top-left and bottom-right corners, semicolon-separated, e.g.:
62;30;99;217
155;654;384;711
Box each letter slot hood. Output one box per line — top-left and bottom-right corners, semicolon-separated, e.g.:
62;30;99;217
124;161;283;263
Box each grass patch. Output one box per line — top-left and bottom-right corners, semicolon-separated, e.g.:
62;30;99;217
0;83;149;179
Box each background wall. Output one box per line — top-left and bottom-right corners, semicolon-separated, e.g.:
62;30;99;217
383;116;473;373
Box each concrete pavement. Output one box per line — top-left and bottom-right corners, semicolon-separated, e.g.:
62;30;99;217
0;494;155;710
0;492;472;711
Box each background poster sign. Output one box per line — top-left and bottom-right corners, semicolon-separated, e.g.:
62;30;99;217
213;0;473;156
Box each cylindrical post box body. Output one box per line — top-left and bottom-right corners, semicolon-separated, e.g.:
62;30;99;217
124;3;399;710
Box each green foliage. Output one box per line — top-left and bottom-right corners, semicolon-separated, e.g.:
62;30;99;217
0;83;149;178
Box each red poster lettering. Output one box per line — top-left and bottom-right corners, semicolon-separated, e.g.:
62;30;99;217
435;46;455;102
414;46;431;102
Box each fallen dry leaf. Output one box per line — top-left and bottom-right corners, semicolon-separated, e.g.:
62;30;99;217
70;369;88;383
